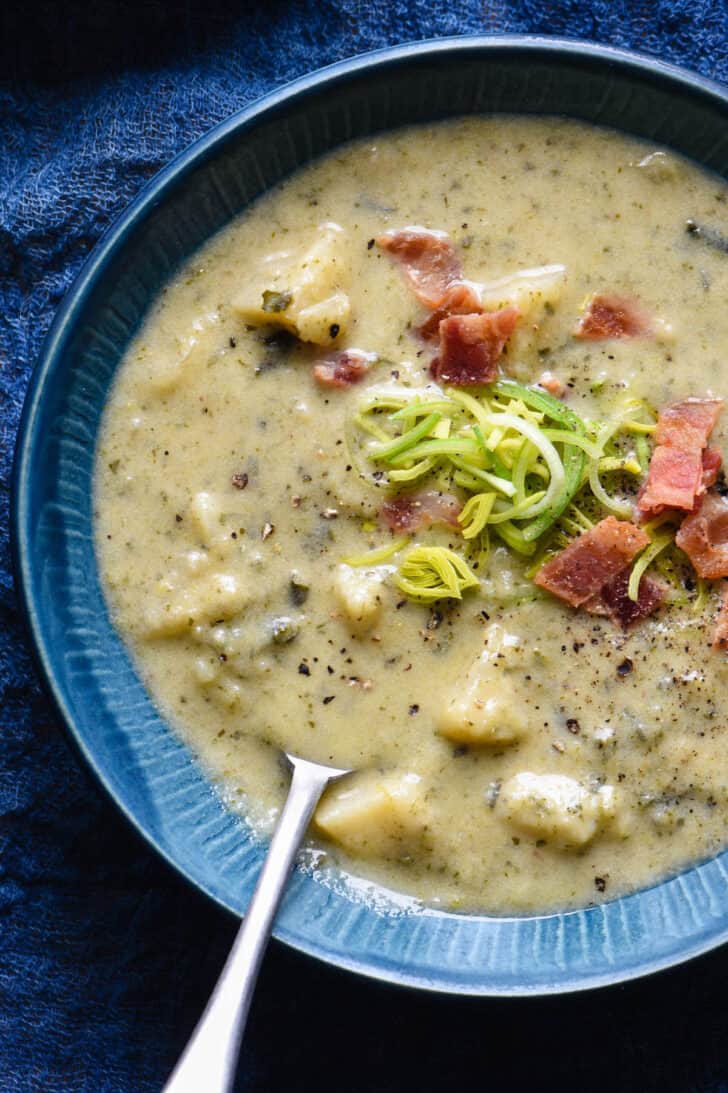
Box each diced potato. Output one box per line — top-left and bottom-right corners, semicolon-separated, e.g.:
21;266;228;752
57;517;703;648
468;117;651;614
479;264;567;317
196;572;248;619
294;292;350;344
438;636;527;746
439;674;526;746
187;492;250;552
334;564;388;634
232;223;351;345
478;264;567;368
146;310;221;394
142;572;248;638
497;772;618;848
315;770;426;858
189;491;223;544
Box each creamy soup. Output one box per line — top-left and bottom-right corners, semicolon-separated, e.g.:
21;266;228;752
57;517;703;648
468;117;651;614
95;117;728;914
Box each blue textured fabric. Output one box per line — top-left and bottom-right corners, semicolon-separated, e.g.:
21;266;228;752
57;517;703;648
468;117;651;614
5;2;728;1090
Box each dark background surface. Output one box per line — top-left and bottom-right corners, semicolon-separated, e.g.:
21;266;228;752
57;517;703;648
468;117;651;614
3;2;728;1090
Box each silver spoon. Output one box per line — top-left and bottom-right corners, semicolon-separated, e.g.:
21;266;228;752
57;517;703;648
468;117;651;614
163;753;350;1093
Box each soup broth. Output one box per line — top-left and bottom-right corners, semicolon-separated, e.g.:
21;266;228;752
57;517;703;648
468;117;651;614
95;117;728;913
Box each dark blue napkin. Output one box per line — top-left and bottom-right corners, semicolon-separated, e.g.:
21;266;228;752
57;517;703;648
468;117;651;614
4;2;728;1089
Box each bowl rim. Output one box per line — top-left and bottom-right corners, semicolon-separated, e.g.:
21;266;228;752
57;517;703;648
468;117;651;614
12;33;728;996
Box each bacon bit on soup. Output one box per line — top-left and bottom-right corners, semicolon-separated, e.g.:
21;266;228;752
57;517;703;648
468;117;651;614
675;491;728;578
430;308;520;386
313;349;376;388
377;228;464;310
585;568;665;629
655;397;723;449
712;588;728;650
534;516;649;608
700;447;723;496
381;489;462;532
636;445;705;519
537;371;566;399
418;281;484;341
636;397;723;520
573;293;653;340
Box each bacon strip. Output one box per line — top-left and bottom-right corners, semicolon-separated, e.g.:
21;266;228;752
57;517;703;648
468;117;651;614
655;398;723;449
700;447;723;496
636;397;724;520
418;281;483;341
534;517;649;608
573;294;653;340
636;446;704;517
377;229;464;310
313;349;375;389
378;228;520;385
430;308;520;387
713;587;728;651
675;491;728;578
380;489;461;533
586;569;665;629
377;228;484;342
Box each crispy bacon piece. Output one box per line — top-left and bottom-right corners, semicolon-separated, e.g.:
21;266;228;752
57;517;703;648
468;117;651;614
636;445;704;518
380;489;461;533
430;307;520;387
312;349;375;389
713;588;728;651
377;229;464;310
534;517;649;608
636;397;724;520
586;569;665;629
377;228;483;340
655;397;723;449
675;491;728;578
418;281;483;341
700;447;723;496
377;228;519;384
573;294;653;340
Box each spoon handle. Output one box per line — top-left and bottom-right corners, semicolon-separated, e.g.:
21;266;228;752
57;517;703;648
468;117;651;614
163;756;343;1093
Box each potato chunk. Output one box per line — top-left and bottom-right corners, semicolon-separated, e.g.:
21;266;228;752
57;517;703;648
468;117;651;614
189;491;223;544
479;264;567;367
479;264;567;317
438;633;527;746
315;770;426;859
142;572;248;638
497;772;618;848
334;564;388;634
146;310;221;394
232;223;350;345
439;674;526;746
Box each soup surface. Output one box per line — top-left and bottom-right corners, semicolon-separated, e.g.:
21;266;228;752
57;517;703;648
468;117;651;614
95;117;728;913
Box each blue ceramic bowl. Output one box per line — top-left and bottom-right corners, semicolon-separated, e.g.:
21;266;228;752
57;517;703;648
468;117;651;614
13;36;728;995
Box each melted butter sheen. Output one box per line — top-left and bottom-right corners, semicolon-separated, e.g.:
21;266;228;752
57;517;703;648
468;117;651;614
95;117;728;914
